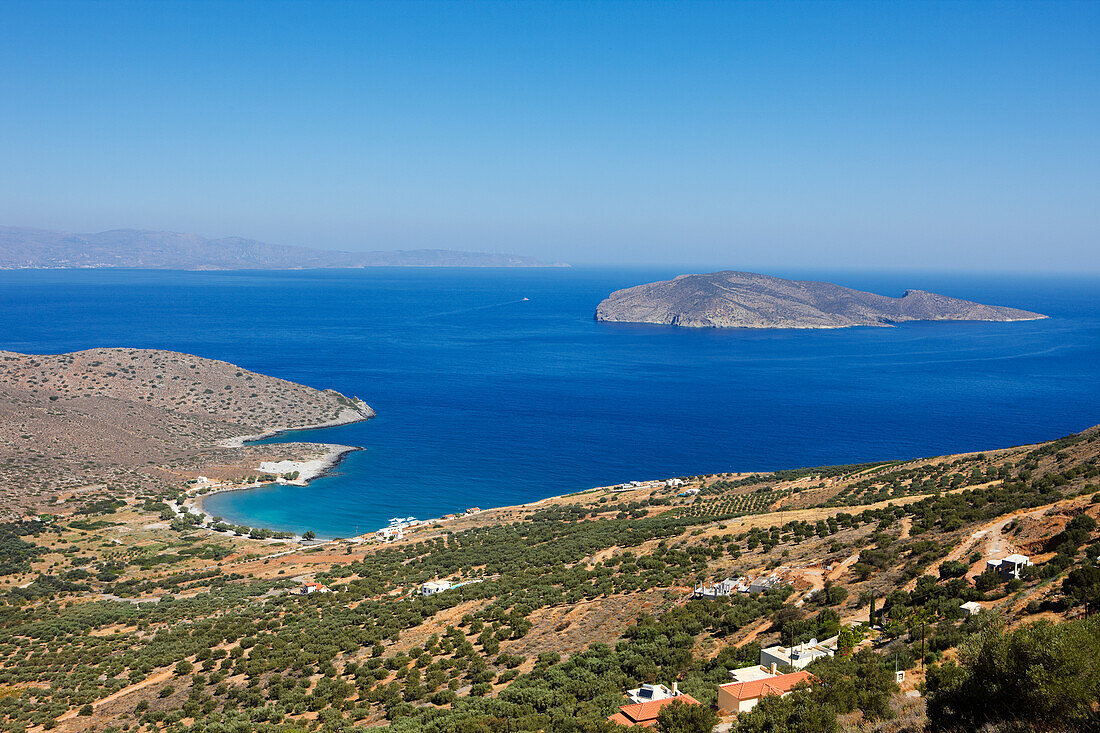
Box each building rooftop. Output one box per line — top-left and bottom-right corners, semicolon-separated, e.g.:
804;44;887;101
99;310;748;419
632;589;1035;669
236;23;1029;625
760;635;838;665
625;683;676;704
729;664;778;683
719;671;813;702
608;694;701;727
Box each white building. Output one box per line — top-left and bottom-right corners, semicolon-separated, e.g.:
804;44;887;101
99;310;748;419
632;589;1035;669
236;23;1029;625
679;488;700;497
987;553;1032;579
960;601;983;617
665;478;684;488
296;582;331;595
729;664;779;683
377;526;404;542
420;580;452;596
759;636;838;670
693;577;747;598
625;683;680;705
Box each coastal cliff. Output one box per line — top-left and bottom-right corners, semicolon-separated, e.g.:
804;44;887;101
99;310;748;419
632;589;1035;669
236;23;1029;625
595;271;1047;329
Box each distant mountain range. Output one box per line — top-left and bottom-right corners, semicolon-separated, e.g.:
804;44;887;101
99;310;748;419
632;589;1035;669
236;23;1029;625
0;226;569;269
596;270;1046;329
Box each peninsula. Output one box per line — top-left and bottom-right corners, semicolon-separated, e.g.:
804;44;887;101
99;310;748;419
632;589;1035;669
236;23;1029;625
0;226;569;270
595;271;1046;329
0;348;373;517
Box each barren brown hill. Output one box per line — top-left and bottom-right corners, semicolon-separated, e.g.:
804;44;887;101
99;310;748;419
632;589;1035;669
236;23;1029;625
0;348;372;513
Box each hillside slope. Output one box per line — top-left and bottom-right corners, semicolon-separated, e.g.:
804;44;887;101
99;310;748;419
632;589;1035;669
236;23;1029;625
0;348;372;508
1;417;1097;732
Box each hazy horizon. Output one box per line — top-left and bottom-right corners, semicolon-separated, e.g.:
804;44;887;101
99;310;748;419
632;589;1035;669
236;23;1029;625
2;1;1097;271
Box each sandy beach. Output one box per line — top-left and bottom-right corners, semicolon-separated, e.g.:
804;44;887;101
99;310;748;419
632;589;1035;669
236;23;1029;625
258;444;359;485
181;404;374;533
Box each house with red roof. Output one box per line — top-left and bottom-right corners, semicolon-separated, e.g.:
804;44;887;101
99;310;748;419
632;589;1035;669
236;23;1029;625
716;670;814;714
295;581;331;595
608;694;702;727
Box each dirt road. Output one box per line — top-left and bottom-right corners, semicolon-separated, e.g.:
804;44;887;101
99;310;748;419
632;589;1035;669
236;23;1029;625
53;668;174;723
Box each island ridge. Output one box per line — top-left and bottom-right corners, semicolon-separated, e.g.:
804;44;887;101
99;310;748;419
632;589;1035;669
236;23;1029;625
595;270;1046;329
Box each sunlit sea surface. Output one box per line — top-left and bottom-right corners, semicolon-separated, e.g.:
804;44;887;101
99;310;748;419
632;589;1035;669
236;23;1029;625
3;267;1097;537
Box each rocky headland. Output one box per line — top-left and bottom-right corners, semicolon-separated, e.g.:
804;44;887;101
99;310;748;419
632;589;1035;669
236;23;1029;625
0;348;373;515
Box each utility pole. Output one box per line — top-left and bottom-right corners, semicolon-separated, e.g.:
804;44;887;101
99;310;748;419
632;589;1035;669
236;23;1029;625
921;621;926;669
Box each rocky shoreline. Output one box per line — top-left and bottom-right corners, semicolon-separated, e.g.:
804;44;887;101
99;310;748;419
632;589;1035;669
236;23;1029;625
218;402;375;448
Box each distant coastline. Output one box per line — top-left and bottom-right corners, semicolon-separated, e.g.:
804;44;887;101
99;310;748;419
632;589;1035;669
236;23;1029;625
0;225;570;270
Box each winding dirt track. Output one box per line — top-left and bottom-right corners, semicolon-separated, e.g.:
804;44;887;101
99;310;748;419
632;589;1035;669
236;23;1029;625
902;501;1062;592
53;669;174;723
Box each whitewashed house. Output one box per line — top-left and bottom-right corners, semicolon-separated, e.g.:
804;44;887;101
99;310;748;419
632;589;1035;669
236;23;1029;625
729;664;779;683
296;582;331;595
987;553;1032;579
759;636;838;670
625;683;679;705
694;577;747;598
420;580;452;596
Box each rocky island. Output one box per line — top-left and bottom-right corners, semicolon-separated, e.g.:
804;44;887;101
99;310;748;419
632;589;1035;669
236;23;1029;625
595;270;1047;329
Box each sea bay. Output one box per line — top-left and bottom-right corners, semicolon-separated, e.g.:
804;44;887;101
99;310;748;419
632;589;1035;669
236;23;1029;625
2;267;1097;537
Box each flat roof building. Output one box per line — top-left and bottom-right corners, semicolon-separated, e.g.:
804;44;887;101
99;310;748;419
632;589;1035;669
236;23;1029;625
420;580;452;596
748;575;782;594
759;636;838;670
729;664;779;683
987;554;1032;579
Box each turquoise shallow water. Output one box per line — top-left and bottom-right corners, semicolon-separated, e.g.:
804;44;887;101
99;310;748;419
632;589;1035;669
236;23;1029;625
2;267;1098;537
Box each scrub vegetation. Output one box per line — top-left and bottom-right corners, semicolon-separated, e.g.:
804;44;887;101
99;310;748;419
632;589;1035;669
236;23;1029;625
1;353;1099;732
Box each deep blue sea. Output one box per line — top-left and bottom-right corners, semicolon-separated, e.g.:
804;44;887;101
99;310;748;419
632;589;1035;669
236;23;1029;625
2;267;1098;538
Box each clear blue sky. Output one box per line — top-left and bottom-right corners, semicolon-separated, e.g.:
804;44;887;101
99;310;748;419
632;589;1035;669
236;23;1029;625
1;0;1097;270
